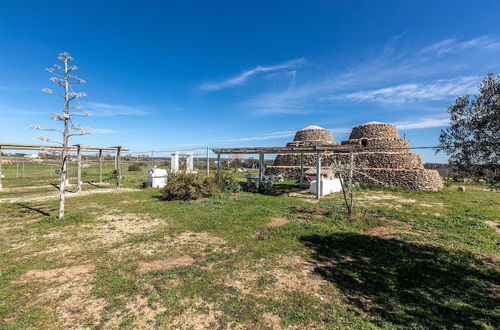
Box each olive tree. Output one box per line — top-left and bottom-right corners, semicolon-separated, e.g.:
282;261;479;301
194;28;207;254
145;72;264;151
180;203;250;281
32;52;90;219
437;73;499;189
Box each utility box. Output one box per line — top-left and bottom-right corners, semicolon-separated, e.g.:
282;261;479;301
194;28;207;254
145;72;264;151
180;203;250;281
309;177;342;196
147;167;168;188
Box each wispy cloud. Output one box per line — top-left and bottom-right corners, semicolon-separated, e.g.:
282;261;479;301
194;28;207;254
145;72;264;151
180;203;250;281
325;76;480;104
421;36;500;57
241;35;500;116
91;128;119;134
85;102;153;117
223;130;296;142
393;117;449;130
0;86;39;91
200;58;304;91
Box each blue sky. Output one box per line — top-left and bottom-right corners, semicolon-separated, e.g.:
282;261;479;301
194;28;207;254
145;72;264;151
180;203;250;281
1;0;499;162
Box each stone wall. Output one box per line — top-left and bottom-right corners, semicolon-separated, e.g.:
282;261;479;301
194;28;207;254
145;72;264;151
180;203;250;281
273;152;423;169
293;126;334;143
341;138;410;152
349;122;399;139
353;168;443;190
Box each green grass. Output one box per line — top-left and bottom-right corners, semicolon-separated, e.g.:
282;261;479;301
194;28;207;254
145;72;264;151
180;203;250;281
0;181;498;328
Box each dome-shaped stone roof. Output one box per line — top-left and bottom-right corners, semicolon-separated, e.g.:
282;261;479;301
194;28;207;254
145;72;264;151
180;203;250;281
299;125;325;130
293;125;334;143
349;122;399;139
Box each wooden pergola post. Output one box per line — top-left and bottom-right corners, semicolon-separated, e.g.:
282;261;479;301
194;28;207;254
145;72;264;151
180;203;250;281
316;151;322;199
348;151;354;211
258;153;264;188
299;153;304;184
216;153;221;184
0;146;3;191
206;147;210;176
98;149;103;183
76;144;82;193
116;147;122;189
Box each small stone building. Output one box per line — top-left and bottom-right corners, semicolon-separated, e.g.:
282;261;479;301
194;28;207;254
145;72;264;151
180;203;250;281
265;125;337;180
265;122;443;190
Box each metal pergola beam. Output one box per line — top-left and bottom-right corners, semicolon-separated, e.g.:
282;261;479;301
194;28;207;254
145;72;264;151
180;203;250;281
211;144;356;200
212;145;354;155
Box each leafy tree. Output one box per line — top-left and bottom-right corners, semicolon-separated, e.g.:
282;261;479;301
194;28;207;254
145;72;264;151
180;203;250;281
437;73;499;189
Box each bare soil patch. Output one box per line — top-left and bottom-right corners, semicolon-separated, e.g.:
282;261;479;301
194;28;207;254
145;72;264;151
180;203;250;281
87;213;164;245
0;188;139;204
358;193;417;204
262;312;284;329
138;256;195;274
291;207;326;221
483;220;500;234
268;217;291;227
109;231;230;261
15;264;93;283
225;255;336;301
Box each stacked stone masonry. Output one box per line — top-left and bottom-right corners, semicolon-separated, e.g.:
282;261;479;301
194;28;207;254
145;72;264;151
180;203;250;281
265;122;443;190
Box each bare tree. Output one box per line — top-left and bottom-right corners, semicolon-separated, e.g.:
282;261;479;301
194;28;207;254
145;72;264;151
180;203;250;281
32;52;90;219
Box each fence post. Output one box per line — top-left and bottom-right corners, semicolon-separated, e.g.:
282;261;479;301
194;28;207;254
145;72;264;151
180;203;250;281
98;150;103;183
116;147;122;189
258;153;264;188
206;147;210;176
76;145;82;193
0;147;3;190
316;151;322;200
348;151;354;212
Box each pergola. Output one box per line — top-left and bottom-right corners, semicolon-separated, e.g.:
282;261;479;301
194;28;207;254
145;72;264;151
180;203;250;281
0;143;128;190
212;145;356;202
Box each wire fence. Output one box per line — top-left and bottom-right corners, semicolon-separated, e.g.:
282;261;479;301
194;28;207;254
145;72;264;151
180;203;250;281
0;145;451;189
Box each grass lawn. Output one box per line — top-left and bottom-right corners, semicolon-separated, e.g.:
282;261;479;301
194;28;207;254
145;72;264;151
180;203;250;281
0;179;498;328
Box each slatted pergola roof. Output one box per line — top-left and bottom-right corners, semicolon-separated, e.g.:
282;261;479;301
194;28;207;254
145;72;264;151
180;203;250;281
212;144;356;202
0;143;127;152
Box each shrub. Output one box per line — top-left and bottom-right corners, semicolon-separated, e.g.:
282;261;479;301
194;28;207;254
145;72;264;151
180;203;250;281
128;163;142;171
160;173;219;201
216;172;242;193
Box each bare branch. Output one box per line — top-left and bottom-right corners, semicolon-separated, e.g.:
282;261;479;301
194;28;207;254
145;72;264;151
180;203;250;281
71;112;91;117
41;88;64;97
37;136;63;145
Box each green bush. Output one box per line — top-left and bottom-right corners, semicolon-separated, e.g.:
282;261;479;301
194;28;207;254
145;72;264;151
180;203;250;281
160;173;219;201
216;172;242;193
128;163;142;171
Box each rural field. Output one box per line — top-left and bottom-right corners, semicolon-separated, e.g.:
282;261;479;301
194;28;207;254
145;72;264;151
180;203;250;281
0;176;498;329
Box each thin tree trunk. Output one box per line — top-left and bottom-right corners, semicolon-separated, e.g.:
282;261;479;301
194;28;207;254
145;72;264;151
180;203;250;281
59;57;70;220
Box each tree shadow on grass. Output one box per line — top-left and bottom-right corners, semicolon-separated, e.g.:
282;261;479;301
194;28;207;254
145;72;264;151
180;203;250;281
245;183;305;196
300;233;499;328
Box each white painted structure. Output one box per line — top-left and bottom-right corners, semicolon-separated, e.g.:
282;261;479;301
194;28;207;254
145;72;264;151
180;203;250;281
309;177;342;197
147;167;168;188
186;153;194;173
171;152;179;173
171;151;196;174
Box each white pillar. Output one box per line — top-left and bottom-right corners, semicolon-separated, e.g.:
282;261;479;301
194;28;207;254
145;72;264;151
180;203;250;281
0;147;3;191
186;153;194;173
316;151;322;200
258;153;264;188
171;151;179;173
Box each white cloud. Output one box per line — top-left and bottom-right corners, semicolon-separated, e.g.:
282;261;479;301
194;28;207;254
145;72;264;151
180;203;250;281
393;117;449;130
223;130;296;142
421;36;500;57
91;128;119;134
200;58;304;91
328;76;479;104
85;102;153;117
